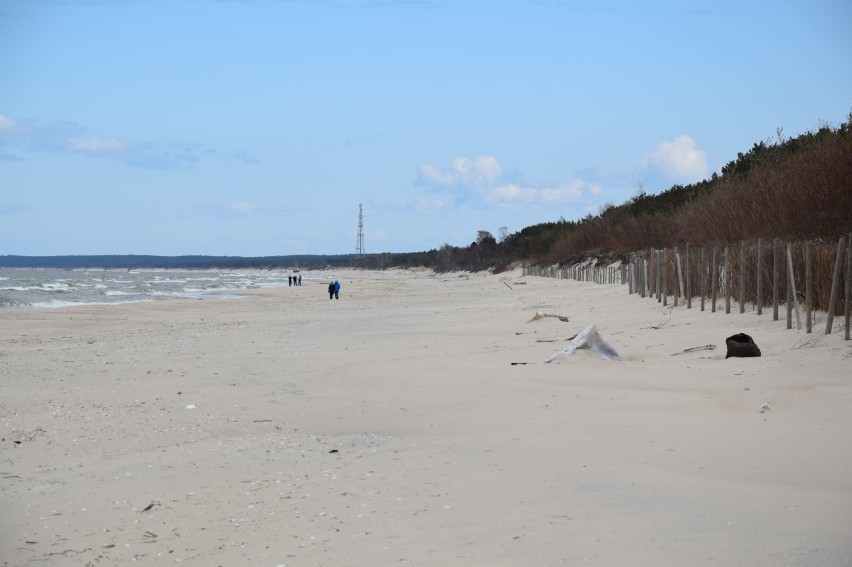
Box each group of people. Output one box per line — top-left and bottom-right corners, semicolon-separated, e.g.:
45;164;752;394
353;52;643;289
285;272;342;299
328;280;340;300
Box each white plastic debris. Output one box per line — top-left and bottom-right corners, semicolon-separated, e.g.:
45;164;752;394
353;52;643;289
544;324;621;363
185;404;196;410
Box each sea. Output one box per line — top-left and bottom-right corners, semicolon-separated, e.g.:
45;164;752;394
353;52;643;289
0;268;305;309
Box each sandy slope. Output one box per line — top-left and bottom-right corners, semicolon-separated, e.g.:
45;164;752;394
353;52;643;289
1;268;850;566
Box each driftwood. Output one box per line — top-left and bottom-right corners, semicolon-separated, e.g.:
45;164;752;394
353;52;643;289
527;311;569;323
671;344;716;356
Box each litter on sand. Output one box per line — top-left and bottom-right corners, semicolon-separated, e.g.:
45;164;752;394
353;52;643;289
527;310;570;323
543;324;621;363
725;333;761;359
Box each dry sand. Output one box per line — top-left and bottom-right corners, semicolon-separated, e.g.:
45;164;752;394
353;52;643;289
1;268;851;566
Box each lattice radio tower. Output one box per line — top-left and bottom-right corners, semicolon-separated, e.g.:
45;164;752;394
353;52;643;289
356;203;365;256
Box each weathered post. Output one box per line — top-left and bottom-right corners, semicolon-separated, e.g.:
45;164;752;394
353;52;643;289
675;247;684;306
711;248;718;313
725;246;731;314
786;242;801;330
662;249;668;306
686;243;692;309
672;248;678;307
739;241;746;314
773;238;780;321
756;238;763;315
826;236;847;335
805;241;812;334
657;250;663;303
846;233;851;340
700;247;706;312
628;262;633;294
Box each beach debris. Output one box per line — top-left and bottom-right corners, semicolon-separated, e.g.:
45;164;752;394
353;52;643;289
185;404;196;410
329;449;339;453
140;502;158;513
543;324;620;363
649;318;671;329
671;344;716;356
760;403;772;413
725;333;761;359
503;281;513;290
527;311;570;323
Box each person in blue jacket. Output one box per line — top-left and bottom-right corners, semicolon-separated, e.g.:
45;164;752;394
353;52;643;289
333;280;340;300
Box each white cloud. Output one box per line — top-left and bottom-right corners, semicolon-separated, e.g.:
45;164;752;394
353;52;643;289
641;135;708;183
416;154;502;188
416;155;595;208
452;155;502;185
0;115;15;130
486;180;586;205
416;163;455;187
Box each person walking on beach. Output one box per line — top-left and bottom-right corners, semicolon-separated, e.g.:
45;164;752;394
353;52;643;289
298;275;302;286
288;275;292;287
328;281;335;300
333;280;340;300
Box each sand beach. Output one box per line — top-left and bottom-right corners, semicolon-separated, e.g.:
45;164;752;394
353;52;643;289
1;268;851;566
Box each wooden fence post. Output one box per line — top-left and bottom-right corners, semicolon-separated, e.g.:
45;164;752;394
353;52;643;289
773;239;780;321
757;238;763;315
805;241;812;334
711;248;718;313
724;246;731;314
700;247;706;312
786;242;801;330
686;244;692;309
787;254;793;331
662;249;668;306
846;233;851;340
672;248;678;307
826;236;847;335
657;250;663;303
739;241;746;314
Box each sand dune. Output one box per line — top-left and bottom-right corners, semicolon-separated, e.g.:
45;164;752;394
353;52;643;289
2;268;850;566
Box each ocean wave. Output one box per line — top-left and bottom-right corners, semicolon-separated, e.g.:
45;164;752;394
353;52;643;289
0;268;293;310
30;298;152;309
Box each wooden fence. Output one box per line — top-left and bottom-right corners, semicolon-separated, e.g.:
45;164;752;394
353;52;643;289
522;233;852;340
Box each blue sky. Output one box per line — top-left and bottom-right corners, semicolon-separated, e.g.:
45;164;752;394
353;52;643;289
1;0;850;256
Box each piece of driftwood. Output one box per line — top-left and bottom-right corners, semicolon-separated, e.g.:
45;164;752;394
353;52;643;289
527;311;569;323
671;344;716;356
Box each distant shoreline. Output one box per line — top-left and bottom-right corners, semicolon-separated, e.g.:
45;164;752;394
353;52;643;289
0;254;372;270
